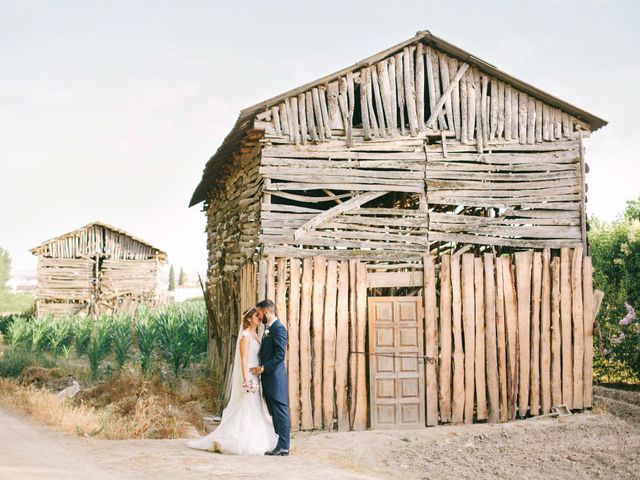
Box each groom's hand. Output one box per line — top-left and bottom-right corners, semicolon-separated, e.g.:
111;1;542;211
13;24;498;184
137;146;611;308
249;366;264;374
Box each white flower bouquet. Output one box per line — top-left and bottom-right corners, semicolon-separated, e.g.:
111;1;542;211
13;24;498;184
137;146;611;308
243;378;259;393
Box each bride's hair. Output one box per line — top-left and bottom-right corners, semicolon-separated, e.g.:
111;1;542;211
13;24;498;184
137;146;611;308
241;306;257;329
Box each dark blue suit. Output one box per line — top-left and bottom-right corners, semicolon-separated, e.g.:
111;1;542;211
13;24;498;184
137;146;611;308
259;318;290;450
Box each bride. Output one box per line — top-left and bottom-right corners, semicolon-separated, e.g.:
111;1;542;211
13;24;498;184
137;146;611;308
187;306;278;455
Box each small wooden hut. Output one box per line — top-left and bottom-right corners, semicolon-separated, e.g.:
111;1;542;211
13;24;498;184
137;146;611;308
31;221;167;318
191;31;607;430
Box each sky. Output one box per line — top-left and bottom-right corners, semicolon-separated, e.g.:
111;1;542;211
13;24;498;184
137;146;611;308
1;0;639;276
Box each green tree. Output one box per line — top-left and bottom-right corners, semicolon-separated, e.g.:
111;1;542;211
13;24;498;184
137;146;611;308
168;265;176;291
590;196;640;382
178;267;187;286
0;247;11;293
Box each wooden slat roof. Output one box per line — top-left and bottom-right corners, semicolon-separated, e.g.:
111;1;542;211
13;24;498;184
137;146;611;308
190;30;607;207
30;221;167;258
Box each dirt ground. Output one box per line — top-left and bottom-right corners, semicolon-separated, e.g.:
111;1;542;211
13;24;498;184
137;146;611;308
1;387;639;480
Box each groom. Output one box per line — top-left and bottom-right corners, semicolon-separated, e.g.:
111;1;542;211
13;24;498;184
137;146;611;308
250;299;290;456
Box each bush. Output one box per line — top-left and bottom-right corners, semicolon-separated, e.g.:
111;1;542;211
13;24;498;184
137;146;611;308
591;197;640;383
0;347;34;378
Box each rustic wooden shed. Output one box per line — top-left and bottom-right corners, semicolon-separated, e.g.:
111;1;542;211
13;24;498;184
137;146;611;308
191;31;606;430
31;221;167;318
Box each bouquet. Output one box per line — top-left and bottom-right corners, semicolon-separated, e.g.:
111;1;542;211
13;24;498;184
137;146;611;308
243;378;259;393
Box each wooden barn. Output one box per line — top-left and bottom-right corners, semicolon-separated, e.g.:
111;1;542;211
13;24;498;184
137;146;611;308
190;31;607;430
31;221;167;318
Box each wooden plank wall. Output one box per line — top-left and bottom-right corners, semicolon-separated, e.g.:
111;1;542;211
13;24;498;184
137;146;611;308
434;248;594;423
264;255;369;431
98;258;159;314
35;257;93;317
206;131;264;279
426;141;583;249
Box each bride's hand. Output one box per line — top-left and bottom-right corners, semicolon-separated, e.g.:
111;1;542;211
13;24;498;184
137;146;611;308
249;366;264;375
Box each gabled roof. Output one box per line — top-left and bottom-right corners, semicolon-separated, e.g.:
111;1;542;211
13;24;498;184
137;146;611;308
30;221;167;259
190;30;607;207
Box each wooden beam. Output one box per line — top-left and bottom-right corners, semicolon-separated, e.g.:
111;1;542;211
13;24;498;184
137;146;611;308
425;63;470;129
293;191;386;240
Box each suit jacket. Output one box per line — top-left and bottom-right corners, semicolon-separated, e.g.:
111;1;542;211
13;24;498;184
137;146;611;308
258;318;288;403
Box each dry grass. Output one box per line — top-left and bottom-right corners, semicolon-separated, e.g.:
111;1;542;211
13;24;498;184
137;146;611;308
0;377;101;436
74;371;208;439
0;368;213;440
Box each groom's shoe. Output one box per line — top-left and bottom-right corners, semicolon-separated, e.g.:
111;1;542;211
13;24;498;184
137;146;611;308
264;447;289;456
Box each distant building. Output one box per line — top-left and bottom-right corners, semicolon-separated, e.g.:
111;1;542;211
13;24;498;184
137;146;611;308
31;221;167;317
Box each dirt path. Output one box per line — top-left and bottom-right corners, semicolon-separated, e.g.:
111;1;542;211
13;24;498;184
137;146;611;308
1;401;639;480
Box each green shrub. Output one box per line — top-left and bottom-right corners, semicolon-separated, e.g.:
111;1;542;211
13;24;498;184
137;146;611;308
0;313;16;335
0;347;34;378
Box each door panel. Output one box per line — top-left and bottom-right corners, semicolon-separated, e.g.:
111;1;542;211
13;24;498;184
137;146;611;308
369;296;425;429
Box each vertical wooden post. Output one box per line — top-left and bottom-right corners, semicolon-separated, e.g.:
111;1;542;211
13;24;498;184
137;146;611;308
583;255;594;408
266;254;275;301
352;262;368;430
299;258;313;430
335;261;350;431
288;258;301;431
540;249;552;414
578;134;588;252
515;251;532;417
275;258;288;327
560;248;573;408
257;258;267;302
495;255;508;422
474;257;487;421
322;260;338;430
423;255;438;426
484;253;499;423
551;257;563;408
312;256;327;429
451;254;465;424
461;253;475;424
530;252;542;416
348;259;358;428
438;255;452;423
572;247;584;410
502;257;519;420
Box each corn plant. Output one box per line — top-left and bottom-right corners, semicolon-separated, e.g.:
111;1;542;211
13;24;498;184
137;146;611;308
31;317;53;353
112;314;132;370
7;316;33;350
184;303;207;361
49;316;75;358
74;316;93;356
85;317;113;378
135;310;157;375
157;307;193;377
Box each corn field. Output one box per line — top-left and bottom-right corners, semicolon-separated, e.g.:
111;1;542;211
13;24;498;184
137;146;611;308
3;302;208;379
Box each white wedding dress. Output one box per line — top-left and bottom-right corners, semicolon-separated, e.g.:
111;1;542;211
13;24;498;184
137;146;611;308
187;329;278;455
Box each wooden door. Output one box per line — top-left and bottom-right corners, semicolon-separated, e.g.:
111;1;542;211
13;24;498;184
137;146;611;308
368;296;425;429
